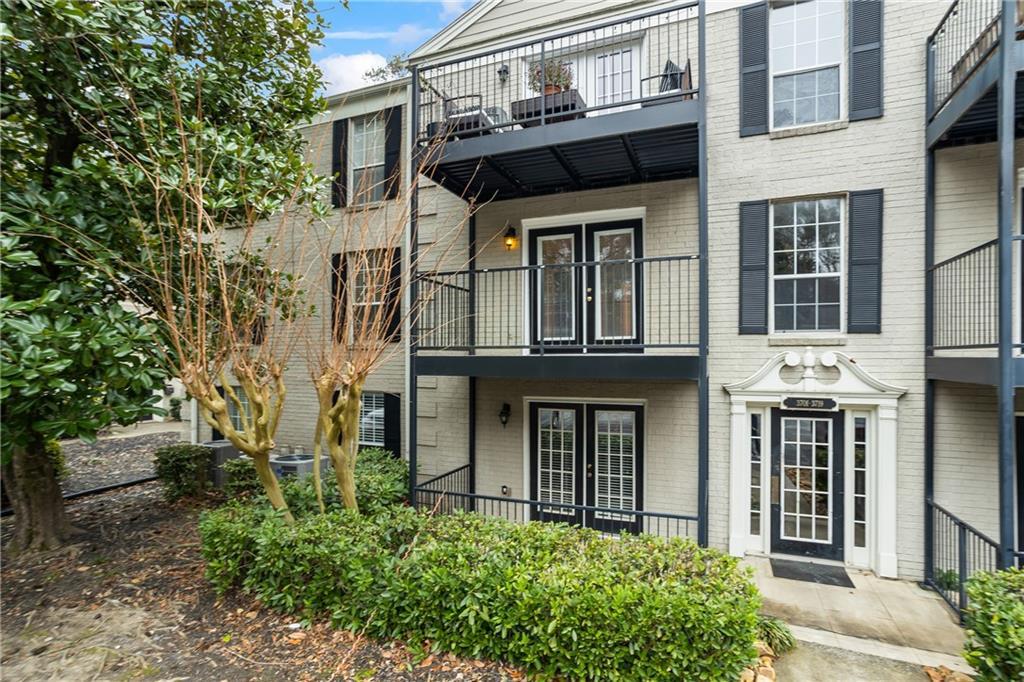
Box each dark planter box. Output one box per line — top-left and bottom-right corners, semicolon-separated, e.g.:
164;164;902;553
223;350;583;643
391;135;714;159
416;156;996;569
510;89;586;126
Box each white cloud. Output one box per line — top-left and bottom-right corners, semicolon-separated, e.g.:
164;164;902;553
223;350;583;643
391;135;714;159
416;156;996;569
439;0;470;21
326;23;435;46
317;52;387;95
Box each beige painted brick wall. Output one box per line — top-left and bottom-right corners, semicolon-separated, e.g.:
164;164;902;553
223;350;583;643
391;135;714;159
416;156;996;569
702;1;952;580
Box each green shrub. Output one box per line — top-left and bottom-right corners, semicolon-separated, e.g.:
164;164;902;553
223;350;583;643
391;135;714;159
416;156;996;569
199;508;759;681
756;614;796;655
222;457;262;498
963;568;1024;681
154;444;211;500
169;397;183;421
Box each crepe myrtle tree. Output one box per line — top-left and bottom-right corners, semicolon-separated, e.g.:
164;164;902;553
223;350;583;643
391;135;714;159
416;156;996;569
0;0;329;540
305;111;479;513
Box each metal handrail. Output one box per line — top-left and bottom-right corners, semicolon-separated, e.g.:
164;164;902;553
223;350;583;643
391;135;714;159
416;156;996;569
417;463;471;489
928;237;999;271
421;253;699;279
418;0;699;70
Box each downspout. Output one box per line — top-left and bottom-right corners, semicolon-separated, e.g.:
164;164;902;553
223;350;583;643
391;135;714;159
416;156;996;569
696;0;710;547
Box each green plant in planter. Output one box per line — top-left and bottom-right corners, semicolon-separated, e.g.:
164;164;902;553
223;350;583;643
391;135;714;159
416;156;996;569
528;59;573;93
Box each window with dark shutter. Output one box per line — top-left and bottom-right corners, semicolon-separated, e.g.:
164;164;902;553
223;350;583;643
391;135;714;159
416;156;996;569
847;189;883;333
330;252;347;343
383;393;401;457
334;249;401;343
739;200;769;334
331;119;347;208
849;0;883;121
740;2;769;137
383;106;402;199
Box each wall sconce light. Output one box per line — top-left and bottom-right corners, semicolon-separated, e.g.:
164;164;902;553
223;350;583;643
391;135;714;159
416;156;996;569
497;64;509;84
498;403;511;428
503;224;518;251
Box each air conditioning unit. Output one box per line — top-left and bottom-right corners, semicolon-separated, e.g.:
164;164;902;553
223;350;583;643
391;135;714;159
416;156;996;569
270;453;331;481
204;439;242;488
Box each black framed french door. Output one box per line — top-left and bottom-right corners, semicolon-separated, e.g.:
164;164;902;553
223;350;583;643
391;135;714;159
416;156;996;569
527;220;643;352
529;402;644;533
770;409;845;560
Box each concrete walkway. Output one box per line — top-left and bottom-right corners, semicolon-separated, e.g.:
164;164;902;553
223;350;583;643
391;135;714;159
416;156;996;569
745;556;966;657
776;640;933;682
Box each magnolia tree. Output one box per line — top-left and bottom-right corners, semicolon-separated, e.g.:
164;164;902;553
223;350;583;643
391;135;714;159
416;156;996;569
305;112;478;513
11;0;331;527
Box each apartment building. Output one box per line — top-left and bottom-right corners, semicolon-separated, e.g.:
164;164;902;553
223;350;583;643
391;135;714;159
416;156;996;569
198;0;1022;619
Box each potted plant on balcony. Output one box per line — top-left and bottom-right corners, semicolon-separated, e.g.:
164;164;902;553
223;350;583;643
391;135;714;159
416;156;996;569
528;60;573;95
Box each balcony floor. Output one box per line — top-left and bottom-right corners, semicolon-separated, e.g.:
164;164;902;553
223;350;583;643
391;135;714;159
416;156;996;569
420;99;700;201
415;353;700;380
928;40;1024;149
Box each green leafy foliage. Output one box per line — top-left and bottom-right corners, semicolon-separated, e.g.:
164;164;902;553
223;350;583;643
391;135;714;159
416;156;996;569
963;568;1024;680
200;507;760;681
168;398;183;422
221;458;262;498
756;615;796;655
154;444;213;501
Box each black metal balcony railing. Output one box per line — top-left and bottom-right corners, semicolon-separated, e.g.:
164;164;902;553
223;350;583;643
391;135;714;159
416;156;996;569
927;0;1020;118
926;500;1001;620
416;254;699;353
929;239;998;350
415;2;699;143
414;471;698;541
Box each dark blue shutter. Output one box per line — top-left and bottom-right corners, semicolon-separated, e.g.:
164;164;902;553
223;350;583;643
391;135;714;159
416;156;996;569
331;253;347;342
385;248;402;340
331;119;348;207
847;189;883;333
739;200;769;334
849;0;883;121
212;386;226;440
383;106;402;199
383;393;401;457
740;2;769;137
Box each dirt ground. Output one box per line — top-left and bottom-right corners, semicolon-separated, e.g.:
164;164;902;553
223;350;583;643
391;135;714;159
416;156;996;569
0;483;521;681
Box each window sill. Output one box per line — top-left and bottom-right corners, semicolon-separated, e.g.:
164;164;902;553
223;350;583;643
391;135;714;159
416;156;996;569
344;198;397;212
769;120;849;139
767;335;847;347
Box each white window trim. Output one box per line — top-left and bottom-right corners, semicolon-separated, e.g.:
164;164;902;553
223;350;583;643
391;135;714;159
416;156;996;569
348;250;390;342
768;194;846;335
359;391;386;447
767;0;846;132
519;396;647;513
846;409;873;568
348;115;386;205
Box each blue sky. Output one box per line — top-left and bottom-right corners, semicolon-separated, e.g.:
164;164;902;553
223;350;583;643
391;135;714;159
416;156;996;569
314;0;472;95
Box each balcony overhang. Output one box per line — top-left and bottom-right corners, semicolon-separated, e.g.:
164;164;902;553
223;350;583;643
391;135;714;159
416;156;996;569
927;40;1024;149
419;99;700;201
416;354;700;381
926;356;1024;387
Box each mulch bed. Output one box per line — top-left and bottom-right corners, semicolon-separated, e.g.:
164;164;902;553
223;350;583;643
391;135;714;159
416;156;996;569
1;484;522;681
60;430;181;494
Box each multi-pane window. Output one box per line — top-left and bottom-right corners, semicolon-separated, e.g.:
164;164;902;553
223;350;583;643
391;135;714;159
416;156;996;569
359;392;385;447
595;48;634;106
771;197;842;332
350;250;390;333
350;116;385;203
781;417;832;543
537;407;577;518
226;387;250;432
853;416;868;548
770;0;842;128
750;412;763;535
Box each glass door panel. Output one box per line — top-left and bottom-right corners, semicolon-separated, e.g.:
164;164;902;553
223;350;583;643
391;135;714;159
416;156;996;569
539;235;576;342
594;230;636;341
530;403;583;524
586;404;643;533
770;409;844;560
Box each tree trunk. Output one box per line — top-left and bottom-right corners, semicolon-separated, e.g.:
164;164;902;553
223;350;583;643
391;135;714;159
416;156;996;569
251;453;294;524
2;438;71;554
329;390;361;512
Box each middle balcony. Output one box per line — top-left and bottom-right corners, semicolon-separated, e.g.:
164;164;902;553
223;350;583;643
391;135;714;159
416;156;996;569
414;207;700;381
412;1;702;201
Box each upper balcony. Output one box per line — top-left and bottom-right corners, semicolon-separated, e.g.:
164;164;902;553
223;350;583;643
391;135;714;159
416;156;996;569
412;2;702;201
926;0;1024;149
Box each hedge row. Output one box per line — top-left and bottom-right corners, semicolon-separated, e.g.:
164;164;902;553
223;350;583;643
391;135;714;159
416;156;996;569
964;568;1024;681
199;505;760;681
